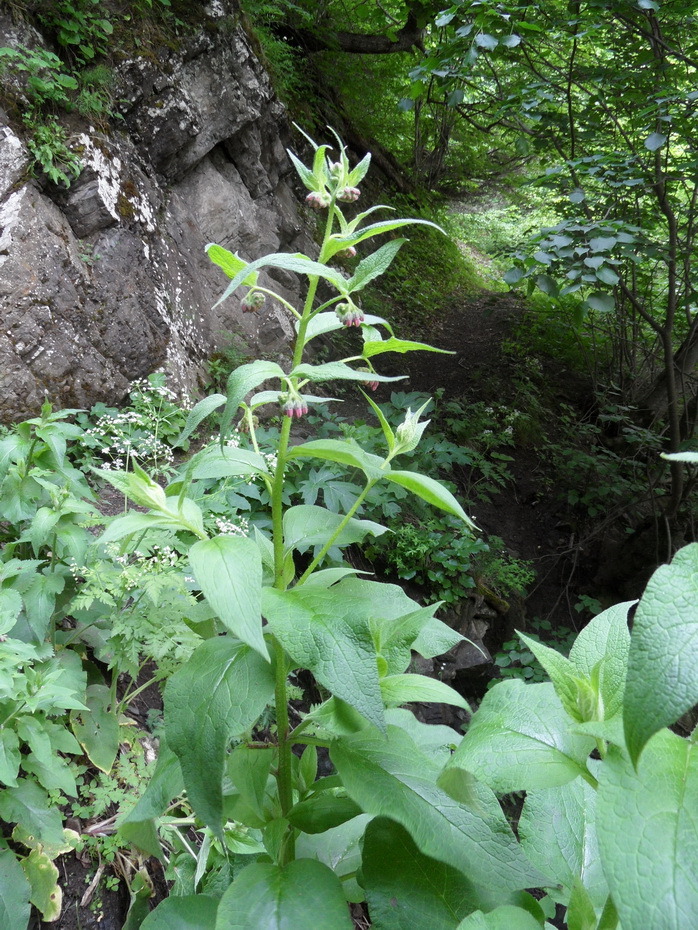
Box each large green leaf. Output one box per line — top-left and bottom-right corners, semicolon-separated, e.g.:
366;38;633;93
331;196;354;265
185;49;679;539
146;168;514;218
190;446;269;480
283;505;386;552
456;906;543;930
361;817;484;929
519;778;608;908
331;725;547;894
262;586;385;732
362;337;452;359
624;544;698;764
22;848;61;921
0;730;20;786
215;860;353;929
385;471;477;528
448;680;595;792
292;361;405;384
0;779;65;846
380;674;470;711
174;393;226;447
141;895;218;929
165;638;275;835
286;439;385;480
0;848;31;930
215;253;347;306
70;684;119;773
597;730;698;930
189;535;267;660
568;600;632;721
296;814;371;904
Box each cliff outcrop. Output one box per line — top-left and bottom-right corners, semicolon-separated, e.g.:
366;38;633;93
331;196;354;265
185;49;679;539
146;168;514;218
0;1;312;421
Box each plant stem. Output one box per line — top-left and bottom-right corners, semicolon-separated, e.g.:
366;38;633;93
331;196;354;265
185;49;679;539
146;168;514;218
269;196;338;865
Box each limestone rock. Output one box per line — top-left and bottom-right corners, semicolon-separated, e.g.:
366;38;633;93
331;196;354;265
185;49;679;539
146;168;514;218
0;1;313;422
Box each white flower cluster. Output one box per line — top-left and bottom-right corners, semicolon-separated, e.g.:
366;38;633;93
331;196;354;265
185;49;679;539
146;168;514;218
215;516;250;537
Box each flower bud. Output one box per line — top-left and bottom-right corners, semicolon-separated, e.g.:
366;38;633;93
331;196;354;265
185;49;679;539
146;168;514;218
394;402;431;455
306;191;331;210
338;246;357;259
337;186;360;203
329;161;343;178
358;367;379;391
335;301;364;327
241;291;266;313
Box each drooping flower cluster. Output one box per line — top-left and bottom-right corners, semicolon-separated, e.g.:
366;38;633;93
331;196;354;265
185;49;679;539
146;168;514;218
335;301;364;327
280;392;309;419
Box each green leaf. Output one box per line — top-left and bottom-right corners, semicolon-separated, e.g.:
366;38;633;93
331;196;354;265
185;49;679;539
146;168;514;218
331;725;547;894
0;589;22;635
385;470;477;528
475;33;498;49
21;848;60;920
380;674;470;711
447;681;595;792
329;218;444;253
70;684;119;773
215;860;353;929
118;735;183;857
519;779;607;908
296;815;370;904
566;878;597;930
456;905;543;929
141;895;218;929
644;132;667;151
301;311;391;342
362;336;452;359
220;360;286;441
503;267;524;285
165;639;275;835
0;730;20;786
190;446;269;480
206;244;258;285
190;535;267;660
624;544;698;764
22;572;64;641
361;817;484;928
597;731;698;930
0;848;31;930
346;239;406;293
569;189;586;203
286;439;384;480
215;253;346;307
292;361;405;384
287;793;363;834
596;266;620;285
174;393;226;447
262;586;385;732
569;601;632;721
585;293;615;313
228;744;274;821
283;505;386;552
0;780;65;847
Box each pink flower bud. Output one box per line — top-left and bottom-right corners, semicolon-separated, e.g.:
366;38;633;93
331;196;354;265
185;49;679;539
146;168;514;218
335;302;364;327
306;191;331;210
338;246;357;259
337;186;360;203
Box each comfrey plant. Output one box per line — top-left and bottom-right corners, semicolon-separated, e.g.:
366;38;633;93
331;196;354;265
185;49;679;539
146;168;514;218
94;135;697;929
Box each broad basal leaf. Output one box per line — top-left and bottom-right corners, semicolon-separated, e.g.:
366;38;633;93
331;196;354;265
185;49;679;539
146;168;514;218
215;860;353;929
165;638;275;835
331;725;547;895
361;817;484;929
0;848;31;930
262;586;385;732
519;778;608;908
456;906;543;930
597;730;698;930
141;895;218;930
70;684;118;773
448;680;595;792
296;815;371;904
624;543;698;764
189;535;267;660
0;779;65;847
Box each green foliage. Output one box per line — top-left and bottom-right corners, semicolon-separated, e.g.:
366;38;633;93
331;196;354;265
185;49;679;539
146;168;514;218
24;115;82;185
491;618;575;687
36;0;115;65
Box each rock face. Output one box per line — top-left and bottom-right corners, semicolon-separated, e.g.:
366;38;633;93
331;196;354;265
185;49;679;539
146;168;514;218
0;2;313;422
